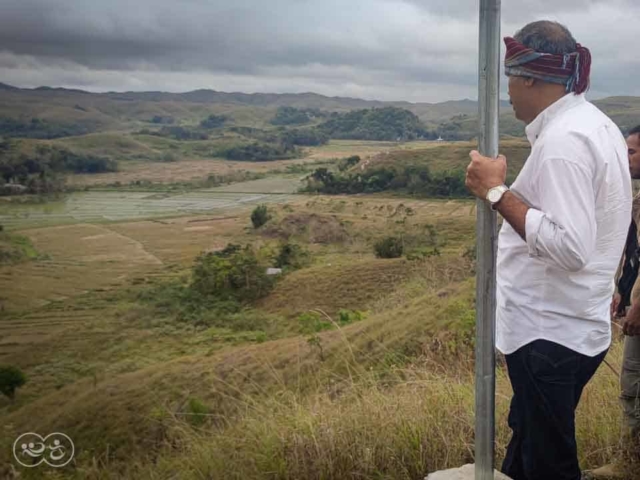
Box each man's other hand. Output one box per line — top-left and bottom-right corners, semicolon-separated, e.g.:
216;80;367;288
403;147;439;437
623;304;640;336
466;150;508;199
611;293;623;319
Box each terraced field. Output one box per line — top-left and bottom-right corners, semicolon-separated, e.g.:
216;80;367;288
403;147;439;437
0;304;103;365
0;223;166;311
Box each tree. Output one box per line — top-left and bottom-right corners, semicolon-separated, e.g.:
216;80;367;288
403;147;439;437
190;245;274;303
0;365;26;400
251;205;271;229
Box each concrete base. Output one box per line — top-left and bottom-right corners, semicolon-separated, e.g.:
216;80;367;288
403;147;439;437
425;464;512;480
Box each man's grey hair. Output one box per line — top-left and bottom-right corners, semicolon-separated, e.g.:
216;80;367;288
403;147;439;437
629;125;640;138
514;21;577;55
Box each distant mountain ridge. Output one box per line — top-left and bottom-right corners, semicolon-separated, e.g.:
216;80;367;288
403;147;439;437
0;82;510;124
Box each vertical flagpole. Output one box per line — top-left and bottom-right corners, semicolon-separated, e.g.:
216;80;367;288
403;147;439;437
476;0;500;479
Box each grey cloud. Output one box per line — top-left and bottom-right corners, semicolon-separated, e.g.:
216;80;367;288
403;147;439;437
0;0;476;72
0;0;638;101
406;0;634;22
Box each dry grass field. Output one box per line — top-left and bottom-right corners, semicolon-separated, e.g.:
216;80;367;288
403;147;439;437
65;140;404;187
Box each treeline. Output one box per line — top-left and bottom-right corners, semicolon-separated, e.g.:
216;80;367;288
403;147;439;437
219;126;327;161
270;107;327;126
0;117;96;139
221;142;300;162
0;141;117;195
231;126;329;147
269;106;442;142
139;114;228;140
304;163;470;198
280;128;328;146
317;107;437;141
269;106;533;142
138;125;210;141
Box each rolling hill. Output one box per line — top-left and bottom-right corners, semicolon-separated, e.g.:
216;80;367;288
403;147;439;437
2;83;639;142
0;83;510;133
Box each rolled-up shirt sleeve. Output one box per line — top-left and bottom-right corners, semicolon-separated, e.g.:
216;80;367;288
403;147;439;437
524;157;597;272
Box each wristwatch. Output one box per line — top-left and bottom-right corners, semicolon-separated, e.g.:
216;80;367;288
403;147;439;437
486;185;509;210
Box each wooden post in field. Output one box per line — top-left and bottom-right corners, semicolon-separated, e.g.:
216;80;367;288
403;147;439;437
476;0;500;479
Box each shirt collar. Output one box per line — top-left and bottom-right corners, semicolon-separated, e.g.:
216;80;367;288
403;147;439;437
525;93;586;146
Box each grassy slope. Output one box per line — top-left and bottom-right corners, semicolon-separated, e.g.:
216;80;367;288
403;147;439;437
1;277;627;479
0;194;629;479
0;230;39;265
0;197;478;465
363;139;531;183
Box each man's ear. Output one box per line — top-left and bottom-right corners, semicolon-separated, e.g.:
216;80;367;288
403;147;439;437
524;77;536;88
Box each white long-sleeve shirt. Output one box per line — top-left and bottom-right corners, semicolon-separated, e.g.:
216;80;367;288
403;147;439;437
496;93;632;357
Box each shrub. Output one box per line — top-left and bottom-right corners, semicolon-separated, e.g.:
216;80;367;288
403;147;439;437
337;309;366;325
298;311;333;335
200;114;227;129
275;242;310;270
338;155;361;172
374;236;404;259
159;152;177;162
151;115;174;125
251;205;271;229
185;398;210;427
0;365;27;400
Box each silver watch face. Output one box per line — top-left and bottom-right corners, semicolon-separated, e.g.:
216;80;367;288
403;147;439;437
487;188;502;203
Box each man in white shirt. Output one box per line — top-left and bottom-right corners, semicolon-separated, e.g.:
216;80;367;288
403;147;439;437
466;20;632;480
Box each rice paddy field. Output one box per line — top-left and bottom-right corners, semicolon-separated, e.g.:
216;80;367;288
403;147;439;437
0;177;300;230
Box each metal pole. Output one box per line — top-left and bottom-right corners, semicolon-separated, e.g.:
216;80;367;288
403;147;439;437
476;0;500;479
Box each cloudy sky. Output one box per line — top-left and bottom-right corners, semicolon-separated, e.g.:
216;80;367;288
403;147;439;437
0;0;638;102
